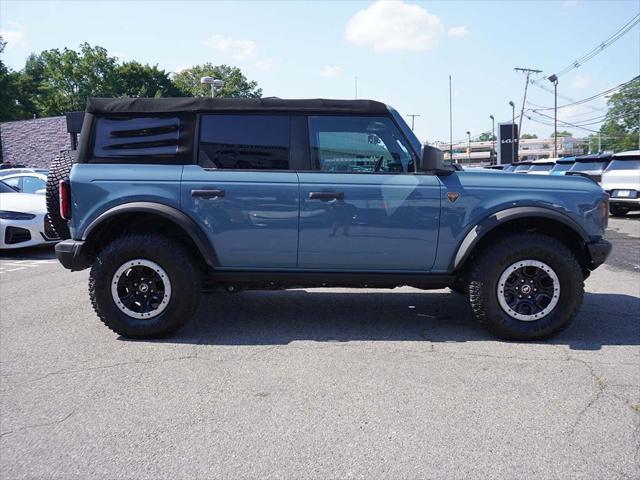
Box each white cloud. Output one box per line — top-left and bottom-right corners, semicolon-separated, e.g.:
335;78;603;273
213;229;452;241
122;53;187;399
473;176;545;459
0;26;26;49
572;74;591;89
205;34;276;72
447;25;469;37
206;35;257;60
345;0;444;52
321;65;343;78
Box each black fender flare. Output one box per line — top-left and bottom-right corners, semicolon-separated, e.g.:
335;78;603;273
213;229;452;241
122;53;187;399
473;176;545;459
82;202;217;268
452;206;590;271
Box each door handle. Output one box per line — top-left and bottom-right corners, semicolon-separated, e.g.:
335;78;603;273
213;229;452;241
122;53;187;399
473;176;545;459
308;191;345;201
191;189;225;198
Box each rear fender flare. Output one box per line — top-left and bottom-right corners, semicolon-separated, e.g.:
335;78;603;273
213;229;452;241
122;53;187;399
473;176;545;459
82;202;217;268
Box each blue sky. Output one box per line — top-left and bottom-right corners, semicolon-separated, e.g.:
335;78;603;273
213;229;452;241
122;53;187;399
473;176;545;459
1;0;638;143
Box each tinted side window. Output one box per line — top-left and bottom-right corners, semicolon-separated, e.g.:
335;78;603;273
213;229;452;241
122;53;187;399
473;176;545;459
3;177;21;190
94;116;180;158
308;116;413;173
199;115;290;170
22;176;45;193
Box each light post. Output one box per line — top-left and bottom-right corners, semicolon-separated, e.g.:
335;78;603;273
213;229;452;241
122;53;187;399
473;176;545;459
489;114;495;164
200;76;225;97
548;74;558;157
466;131;471;165
508;101;515;163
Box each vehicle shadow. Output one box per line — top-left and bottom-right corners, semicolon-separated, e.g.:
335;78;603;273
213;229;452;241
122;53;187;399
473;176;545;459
134;290;640;351
0;245;56;260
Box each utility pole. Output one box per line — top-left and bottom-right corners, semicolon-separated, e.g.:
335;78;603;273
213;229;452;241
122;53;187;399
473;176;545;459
547;74;559;157
489;115;495;164
514;67;542;142
466;131;471;164
449;75;453;162
406;114;420;131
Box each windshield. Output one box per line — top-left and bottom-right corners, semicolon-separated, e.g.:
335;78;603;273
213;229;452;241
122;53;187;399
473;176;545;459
605;159;640;171
551;162;572;172
570;161;608;172
530;164;553;172
514;164;531;171
0;180;17;193
388;107;422;158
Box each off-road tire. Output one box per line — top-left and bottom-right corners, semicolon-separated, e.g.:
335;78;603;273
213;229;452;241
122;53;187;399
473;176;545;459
89;234;202;338
467;233;584;341
45;150;74;239
609;204;629;217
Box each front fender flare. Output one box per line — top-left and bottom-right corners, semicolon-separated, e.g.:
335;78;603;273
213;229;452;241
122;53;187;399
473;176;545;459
452;206;589;271
82;202;217;268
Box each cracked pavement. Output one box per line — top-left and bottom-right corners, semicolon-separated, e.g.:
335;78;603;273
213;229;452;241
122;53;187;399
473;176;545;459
1;216;639;479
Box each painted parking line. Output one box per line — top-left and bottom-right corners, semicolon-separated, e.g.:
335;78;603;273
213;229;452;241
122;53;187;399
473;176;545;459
0;259;58;275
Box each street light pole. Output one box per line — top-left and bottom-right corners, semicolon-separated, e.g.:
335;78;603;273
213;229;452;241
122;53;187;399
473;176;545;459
508;101;515;163
466;131;471;165
489;115;495;164
548;74;559;157
200;76;225;98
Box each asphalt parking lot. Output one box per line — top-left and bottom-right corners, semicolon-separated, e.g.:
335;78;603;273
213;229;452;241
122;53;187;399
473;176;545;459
1;216;638;479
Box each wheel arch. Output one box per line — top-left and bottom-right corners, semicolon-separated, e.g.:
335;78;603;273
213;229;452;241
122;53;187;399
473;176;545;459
453;207;591;273
82;202;217;268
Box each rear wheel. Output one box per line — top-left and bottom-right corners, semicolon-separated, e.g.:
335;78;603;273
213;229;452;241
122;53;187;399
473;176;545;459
45;150;74;239
609;204;629;217
467;233;583;340
89;234;201;338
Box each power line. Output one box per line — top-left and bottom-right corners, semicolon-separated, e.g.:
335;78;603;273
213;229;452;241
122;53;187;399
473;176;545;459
554;13;640;78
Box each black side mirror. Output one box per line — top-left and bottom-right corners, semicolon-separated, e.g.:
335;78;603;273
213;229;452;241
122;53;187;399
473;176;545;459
420;145;454;174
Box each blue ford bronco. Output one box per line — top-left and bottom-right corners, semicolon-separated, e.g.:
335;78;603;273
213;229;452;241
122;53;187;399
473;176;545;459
49;97;611;340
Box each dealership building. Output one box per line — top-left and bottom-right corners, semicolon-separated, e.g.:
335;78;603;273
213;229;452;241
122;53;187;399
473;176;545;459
435;136;590;166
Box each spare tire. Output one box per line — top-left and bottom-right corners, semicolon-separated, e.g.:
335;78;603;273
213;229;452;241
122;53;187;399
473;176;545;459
45;150;75;240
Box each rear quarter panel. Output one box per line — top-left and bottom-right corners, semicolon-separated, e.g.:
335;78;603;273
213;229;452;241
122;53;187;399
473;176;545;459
432;170;607;272
69;164;184;239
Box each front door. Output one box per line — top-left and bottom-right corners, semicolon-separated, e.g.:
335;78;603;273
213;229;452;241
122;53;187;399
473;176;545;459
181;114;299;269
298;115;441;271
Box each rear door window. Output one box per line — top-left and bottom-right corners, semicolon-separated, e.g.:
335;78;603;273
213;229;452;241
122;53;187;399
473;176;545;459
199;115;290;170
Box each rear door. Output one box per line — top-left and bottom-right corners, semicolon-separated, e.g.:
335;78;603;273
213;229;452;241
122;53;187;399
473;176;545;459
298;115;441;271
181;114;299;269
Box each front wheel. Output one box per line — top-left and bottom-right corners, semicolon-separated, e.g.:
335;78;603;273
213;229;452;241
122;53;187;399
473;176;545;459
89;234;202;338
467;233;584;340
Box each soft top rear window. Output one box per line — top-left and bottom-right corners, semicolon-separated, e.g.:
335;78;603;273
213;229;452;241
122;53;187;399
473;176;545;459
93;116;180;159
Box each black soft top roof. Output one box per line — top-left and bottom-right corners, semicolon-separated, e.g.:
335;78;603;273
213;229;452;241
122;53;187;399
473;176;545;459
86;97;389;115
574;152;613;163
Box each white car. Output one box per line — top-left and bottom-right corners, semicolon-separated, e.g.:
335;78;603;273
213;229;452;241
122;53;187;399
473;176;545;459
0;181;60;249
601;150;640;217
0;172;48;195
528;157;558;175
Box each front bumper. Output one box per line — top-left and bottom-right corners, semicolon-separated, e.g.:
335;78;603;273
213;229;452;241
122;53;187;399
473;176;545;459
586;239;612;270
55;239;90;271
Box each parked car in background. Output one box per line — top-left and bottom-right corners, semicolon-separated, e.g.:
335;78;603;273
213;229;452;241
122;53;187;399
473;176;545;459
502;164;516;172
0;180;60;249
0;172;48;195
566;153;612;183
601;150;640;217
512;161;532;173
528;158;557;175
550;157;576;176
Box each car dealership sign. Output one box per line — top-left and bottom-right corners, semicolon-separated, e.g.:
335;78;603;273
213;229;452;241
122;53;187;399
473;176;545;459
497;123;519;165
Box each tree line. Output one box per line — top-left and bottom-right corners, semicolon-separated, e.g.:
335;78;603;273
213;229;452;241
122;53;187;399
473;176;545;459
0;39;262;122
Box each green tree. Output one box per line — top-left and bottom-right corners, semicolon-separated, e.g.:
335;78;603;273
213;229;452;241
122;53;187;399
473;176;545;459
116;61;184;98
0;36;38;121
520;133;538;139
478;131;496;141
172;63;262;98
27;43;120;115
597;77;639;152
550;130;573;138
